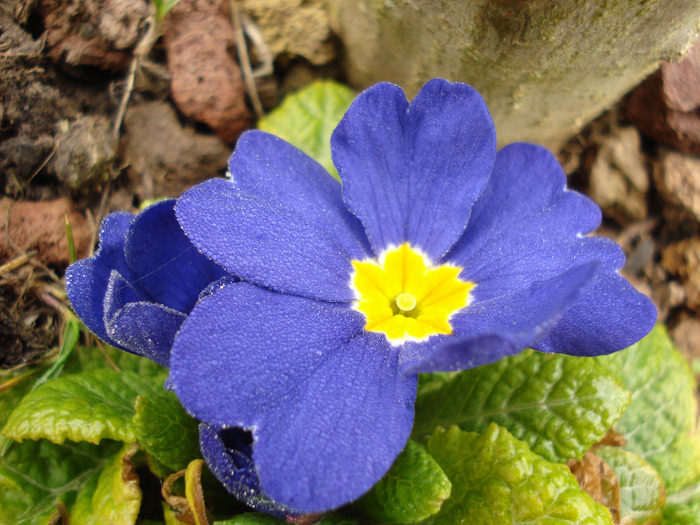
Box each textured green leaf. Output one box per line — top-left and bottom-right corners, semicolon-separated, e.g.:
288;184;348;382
0;439;121;525
354;439;451;523
596;325;700;493
257;80;356;179
414;350;630;463
70;442;142;525
133;388;200;475
596;445;665;525
426;424;613;524
3;368;165;444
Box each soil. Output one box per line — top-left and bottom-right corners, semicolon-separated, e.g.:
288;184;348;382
0;0;699;379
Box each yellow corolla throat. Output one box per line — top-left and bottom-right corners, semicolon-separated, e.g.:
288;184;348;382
350;243;475;345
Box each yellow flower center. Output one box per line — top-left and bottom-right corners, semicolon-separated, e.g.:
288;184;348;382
350;243;475;345
395;292;417;312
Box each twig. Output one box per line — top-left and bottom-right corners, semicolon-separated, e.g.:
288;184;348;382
616;218;658;248
240;12;273;78
111;6;161;146
10;262;33;311
26;142;57;182
0;251;36;276
95;339;121;372
0;369;41;395
229;0;264;118
111;54;140;145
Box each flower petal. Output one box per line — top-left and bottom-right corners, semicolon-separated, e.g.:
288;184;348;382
535;271;657;356
332;79;496;259
124;200;228;313
229;131;372;259
102;270;183;366
444;143;656;354
176;178;357;301
103;270;147;323
404;261;598;373
106;302;184;367
170;283;417;512
446;143;604;300
65;212;133;346
198;423;296;518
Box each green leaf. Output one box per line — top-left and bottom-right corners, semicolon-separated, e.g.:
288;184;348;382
0;319;79;456
133;388;200;475
214;515;283;525
596;445;665;525
317;517;360;525
3;368;165;445
151;0;181;23
665;482;700;524
0;439;122;525
426;424;613;524
414;350;631;463
214;514;359;525
32;318;80;389
0;366;48;451
663;502;700;525
354;439;451;523
257;80;356;180
70;442;142;525
596;325;700;493
64;342;166;378
0;372;39;423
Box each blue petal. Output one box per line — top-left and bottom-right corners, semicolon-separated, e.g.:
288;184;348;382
170;283;417;512
176;179;357;302
404;262;598;373
228;131;372;260
103;270;147;323
101;271;183;366
198;423;297;518
197;275;241;302
446;143;604;300
65;212;134;347
124;200;228;313
535;272;657;356
106;303;184;368
107;304;184;368
332;79;496;259
445;143;656;354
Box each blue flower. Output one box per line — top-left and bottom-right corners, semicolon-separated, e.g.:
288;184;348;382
198;423;297;517
169;79;656;514
65;200;282;514
65;199;230;367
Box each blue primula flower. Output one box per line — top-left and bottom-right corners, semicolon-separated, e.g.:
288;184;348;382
169;79;657;514
65;200;284;514
65;199;230;367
